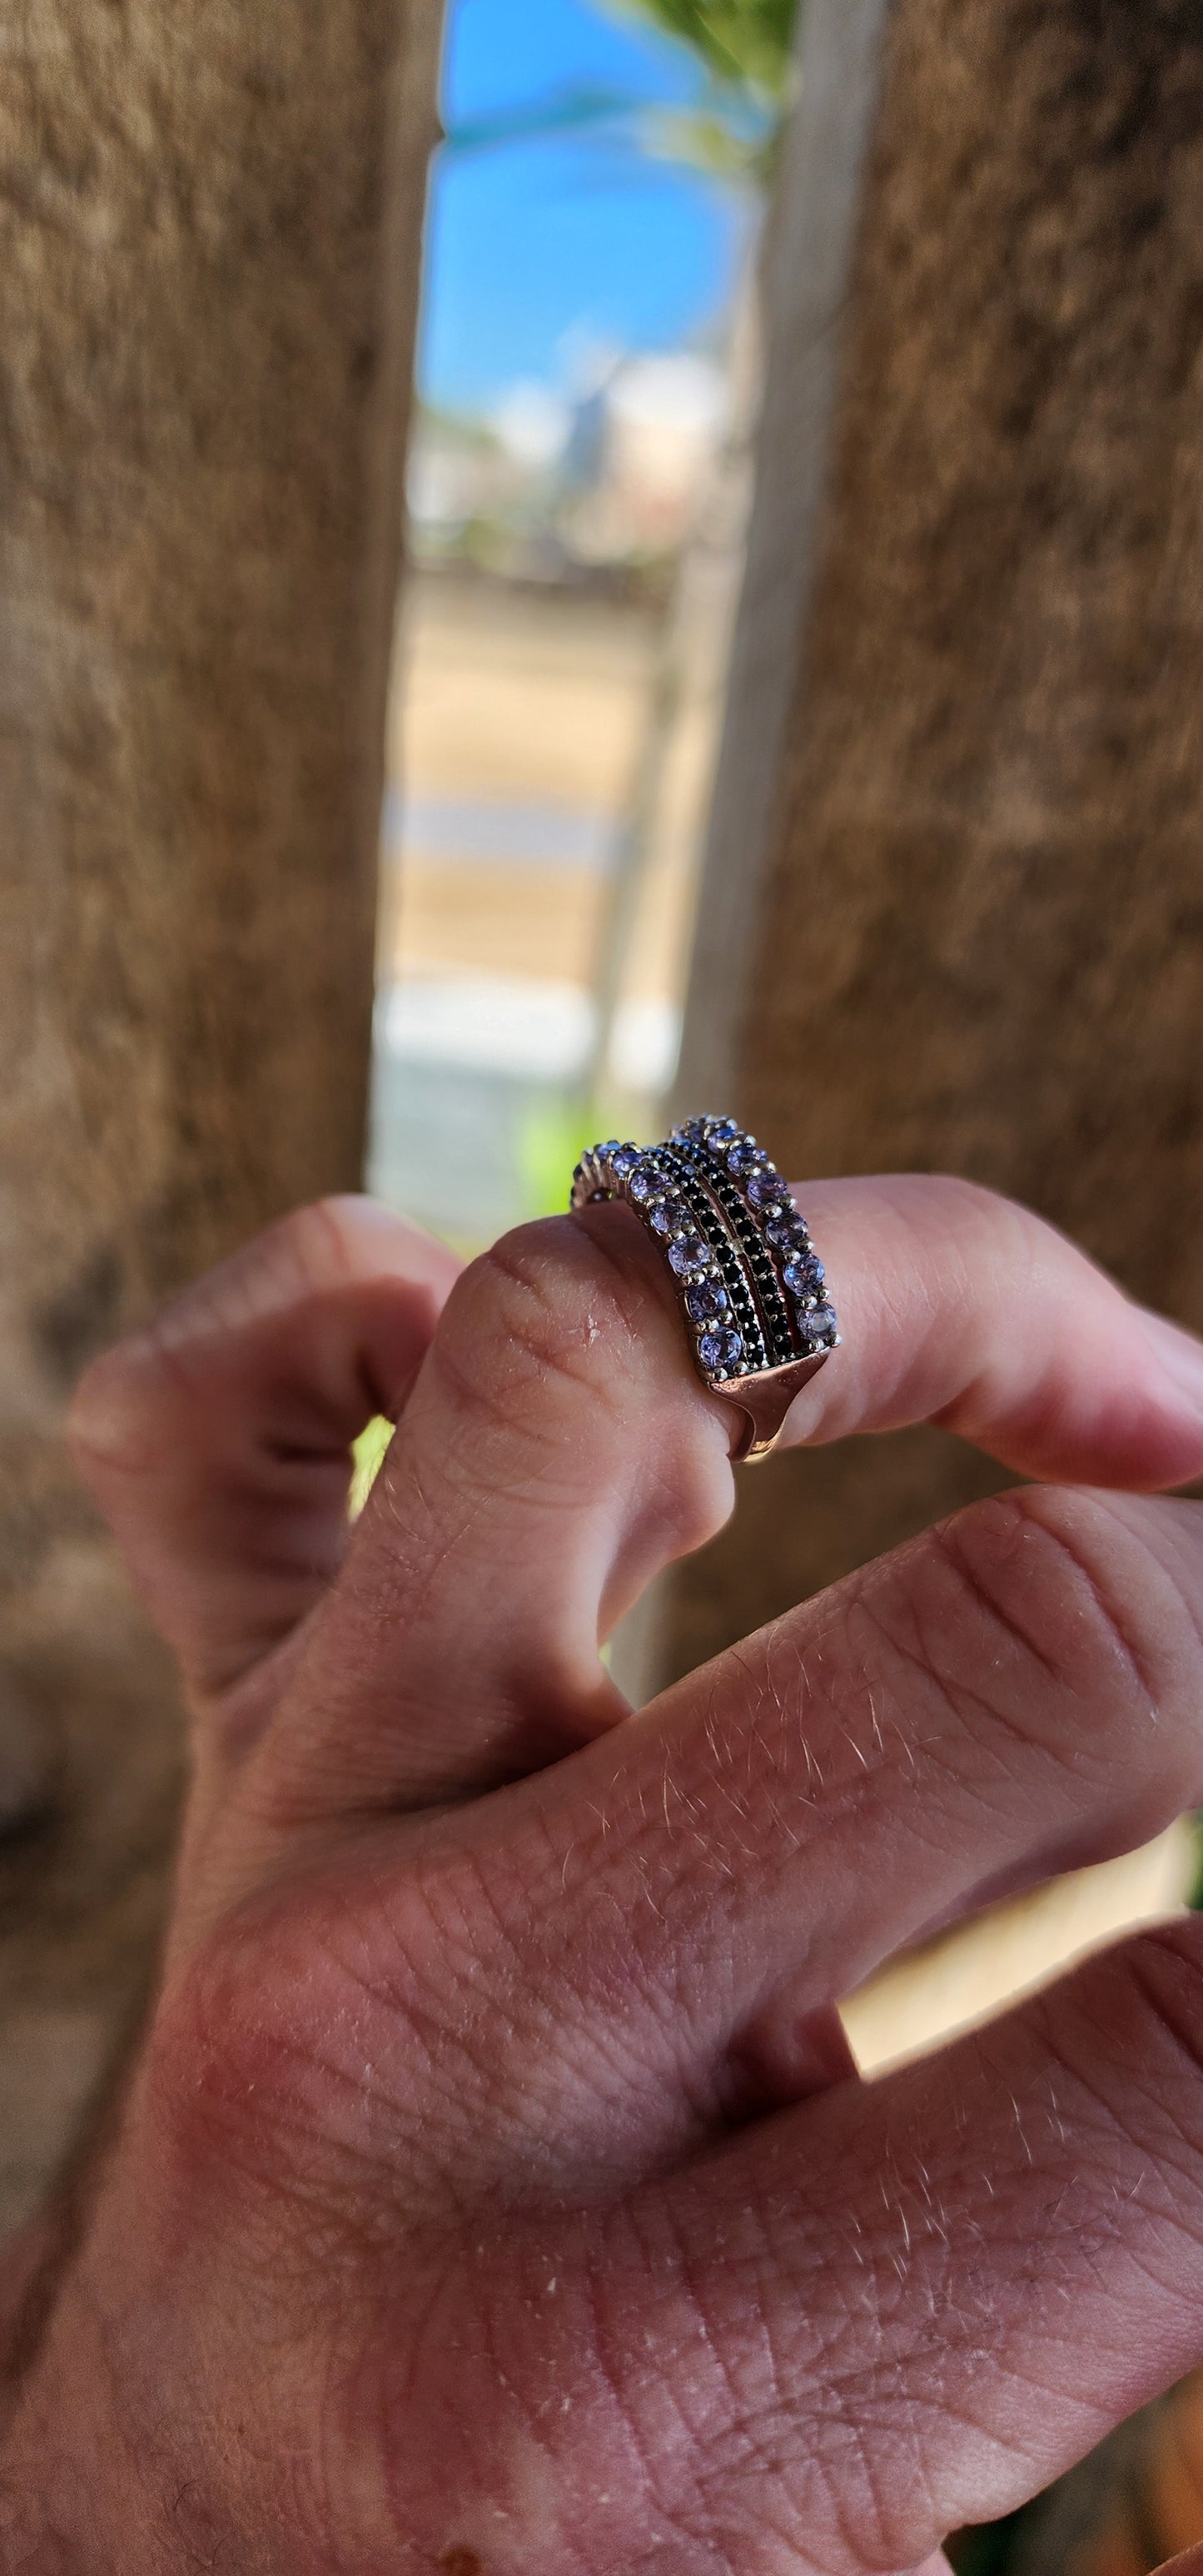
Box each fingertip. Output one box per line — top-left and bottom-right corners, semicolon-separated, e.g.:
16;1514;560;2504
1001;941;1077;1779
1137;1309;1203;1448
770;1175;1203;1494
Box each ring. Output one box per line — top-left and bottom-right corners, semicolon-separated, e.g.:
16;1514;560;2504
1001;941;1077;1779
570;1113;840;1461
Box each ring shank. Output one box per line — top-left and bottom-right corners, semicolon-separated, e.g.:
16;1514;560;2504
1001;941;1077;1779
718;1350;831;1462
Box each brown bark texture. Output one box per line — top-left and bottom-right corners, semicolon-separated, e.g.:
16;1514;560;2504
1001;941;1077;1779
0;0;440;2227
661;0;1203;1690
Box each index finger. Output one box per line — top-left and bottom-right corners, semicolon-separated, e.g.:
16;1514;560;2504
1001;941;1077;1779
776;1173;1203;1488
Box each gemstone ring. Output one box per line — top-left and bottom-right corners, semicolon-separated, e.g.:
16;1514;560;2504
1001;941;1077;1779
569;1115;840;1461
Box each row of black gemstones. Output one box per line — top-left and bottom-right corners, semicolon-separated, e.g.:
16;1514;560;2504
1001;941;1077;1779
571;1116;838;1389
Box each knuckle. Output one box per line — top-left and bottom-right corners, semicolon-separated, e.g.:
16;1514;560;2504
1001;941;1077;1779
67;1196;383;1473
1120;1919;1203;2090
147;1884;423;2189
881;1171;1040;1261
65;1201;342;1474
258;1193;430;1297
928;1484;1203;1782
964;1486;1180;1679
155;1199;379;1352
419;1219;729;1549
905;1173;1046;1312
185;1196;368;1320
67;1332;161;1472
937;1488;1124;1698
431;1220;644;1430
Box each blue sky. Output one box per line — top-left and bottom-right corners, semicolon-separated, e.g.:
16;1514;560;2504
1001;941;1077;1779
418;0;748;415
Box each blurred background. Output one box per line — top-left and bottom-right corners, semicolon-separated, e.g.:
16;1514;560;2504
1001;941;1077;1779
370;0;778;1240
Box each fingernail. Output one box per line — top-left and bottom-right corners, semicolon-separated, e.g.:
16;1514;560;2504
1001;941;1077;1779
1140;1309;1203;1415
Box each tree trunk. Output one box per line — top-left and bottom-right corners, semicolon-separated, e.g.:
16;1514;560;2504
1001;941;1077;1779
0;0;442;2228
660;0;1203;1691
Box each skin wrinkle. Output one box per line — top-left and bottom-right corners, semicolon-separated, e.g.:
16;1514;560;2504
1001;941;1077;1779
532;1557;1131;2089
110;1201;391;1423
469;1237;649;1407
427;1473;1200;2174
574;2241;669;2535
1077;1502;1203;1710
846;1544;1141;1829
594;2219;783;2561
1011;1497;1167;1711
660;2231;775;2484
669;2030;1112;2514
931;1503;1061;1682
566;1204;689;1359
843;1564;1041;1789
412;1837;714;2176
1053;1945;1203;2198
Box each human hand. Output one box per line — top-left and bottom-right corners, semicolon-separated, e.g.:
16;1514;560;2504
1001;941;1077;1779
7;1176;1203;2574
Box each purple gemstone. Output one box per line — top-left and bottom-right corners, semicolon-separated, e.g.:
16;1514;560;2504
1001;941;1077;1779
629;1162;664;1202
766;1214;809;1251
674;1116;707;1145
706;1116;740;1145
686;1280;728;1321
727;1141;764;1176
649;1197;680;1236
748;1168;786;1209
698;1327;743;1375
669;1233;709;1278
783;1254;824;1298
800;1303;838;1342
609;1145;637;1177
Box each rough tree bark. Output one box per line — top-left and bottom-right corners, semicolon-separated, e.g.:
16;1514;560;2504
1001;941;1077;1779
663;0;1203;1688
0;0;442;2227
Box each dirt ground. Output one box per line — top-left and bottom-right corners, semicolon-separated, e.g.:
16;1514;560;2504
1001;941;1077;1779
380;566;722;1012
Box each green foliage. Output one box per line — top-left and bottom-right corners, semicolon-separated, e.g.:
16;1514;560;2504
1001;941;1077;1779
350;1415;393;1518
515;1091;633;1220
946;2517;1028;2576
641;102;775;182
623;0;799;98
1189;1811;1203;1909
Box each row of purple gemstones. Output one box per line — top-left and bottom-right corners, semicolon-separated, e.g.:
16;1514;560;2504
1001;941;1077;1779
672;1116;840;1350
573;1141;757;1382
